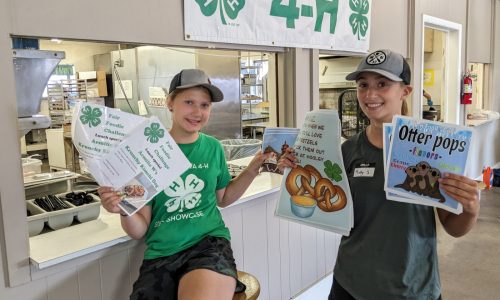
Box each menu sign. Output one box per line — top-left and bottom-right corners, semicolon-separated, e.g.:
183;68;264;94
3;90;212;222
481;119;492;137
72;103;190;215
275;110;353;236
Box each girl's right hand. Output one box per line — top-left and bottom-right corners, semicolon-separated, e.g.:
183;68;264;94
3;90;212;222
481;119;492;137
98;186;124;214
277;147;298;173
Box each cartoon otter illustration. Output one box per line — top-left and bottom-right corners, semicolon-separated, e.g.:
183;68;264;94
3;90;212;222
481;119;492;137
395;161;446;203
426;168;446;202
395;165;419;193
415;161;431;195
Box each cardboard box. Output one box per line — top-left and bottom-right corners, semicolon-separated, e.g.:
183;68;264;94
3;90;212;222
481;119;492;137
78;70;108;97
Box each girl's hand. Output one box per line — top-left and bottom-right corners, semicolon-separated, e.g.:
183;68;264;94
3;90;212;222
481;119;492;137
246;150;274;176
277;147;298;173
98;186;124;214
439;173;480;215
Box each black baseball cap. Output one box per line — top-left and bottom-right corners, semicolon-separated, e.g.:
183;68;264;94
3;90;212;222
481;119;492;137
168;69;224;102
346;49;411;84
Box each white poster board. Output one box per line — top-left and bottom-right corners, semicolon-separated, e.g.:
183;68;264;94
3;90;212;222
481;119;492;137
275;110;353;236
184;0;371;52
72;103;190;215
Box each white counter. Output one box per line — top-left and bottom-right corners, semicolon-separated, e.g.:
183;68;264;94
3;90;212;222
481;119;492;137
29;157;283;269
466;112;499;127
466;118;499;127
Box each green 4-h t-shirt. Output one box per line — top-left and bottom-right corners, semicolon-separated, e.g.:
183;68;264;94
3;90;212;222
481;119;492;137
144;133;232;259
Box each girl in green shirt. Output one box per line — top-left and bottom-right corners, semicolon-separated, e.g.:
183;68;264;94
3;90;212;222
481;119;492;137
99;69;271;300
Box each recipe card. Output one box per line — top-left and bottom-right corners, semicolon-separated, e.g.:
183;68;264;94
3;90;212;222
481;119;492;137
72;102;190;216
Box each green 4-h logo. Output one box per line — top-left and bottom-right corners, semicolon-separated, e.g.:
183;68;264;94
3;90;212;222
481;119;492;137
164;174;205;213
144;122;165;143
195;0;245;25
349;0;369;40
79;105;102;128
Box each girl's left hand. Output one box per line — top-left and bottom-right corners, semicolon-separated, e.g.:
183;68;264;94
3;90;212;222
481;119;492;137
439;173;480;215
246;150;274;176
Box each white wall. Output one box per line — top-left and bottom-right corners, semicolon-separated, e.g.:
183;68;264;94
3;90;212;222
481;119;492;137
467;0;493;63
319;57;363;85
39;40;118;73
369;0;409;56
0;0;32;288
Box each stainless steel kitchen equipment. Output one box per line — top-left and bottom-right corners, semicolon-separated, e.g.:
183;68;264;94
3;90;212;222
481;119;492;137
110;46;242;139
13;49;65;136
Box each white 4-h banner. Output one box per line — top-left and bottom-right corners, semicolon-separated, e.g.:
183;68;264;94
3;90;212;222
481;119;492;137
184;0;371;52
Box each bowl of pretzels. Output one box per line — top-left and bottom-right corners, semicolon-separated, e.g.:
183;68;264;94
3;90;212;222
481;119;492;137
285;164;347;218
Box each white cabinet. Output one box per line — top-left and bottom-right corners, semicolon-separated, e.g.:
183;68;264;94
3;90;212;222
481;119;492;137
46;128;69;170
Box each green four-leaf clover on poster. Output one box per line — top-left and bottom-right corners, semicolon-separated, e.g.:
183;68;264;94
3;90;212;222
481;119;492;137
195;0;245;25
144;122;165;144
349;0;369;40
324;160;343;182
80;106;102;128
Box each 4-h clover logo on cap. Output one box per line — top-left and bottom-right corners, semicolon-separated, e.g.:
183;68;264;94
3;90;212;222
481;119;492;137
144;122;165;143
195;0;245;25
79;105;102;128
349;0;369;40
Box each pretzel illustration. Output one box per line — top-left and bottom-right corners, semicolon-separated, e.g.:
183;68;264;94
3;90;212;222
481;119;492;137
285;164;347;213
314;178;347;212
301;165;322;195
285;166;313;196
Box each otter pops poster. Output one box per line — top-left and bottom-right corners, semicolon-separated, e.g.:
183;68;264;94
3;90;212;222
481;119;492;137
275;110;353;236
385;116;474;214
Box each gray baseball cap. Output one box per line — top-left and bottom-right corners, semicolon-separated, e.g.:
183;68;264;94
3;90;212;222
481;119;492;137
346;49;411;84
169;69;224;102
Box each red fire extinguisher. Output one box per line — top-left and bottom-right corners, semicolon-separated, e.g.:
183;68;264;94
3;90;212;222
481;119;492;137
461;73;473;104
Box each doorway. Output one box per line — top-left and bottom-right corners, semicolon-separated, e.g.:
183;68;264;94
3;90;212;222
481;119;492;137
421;15;462;124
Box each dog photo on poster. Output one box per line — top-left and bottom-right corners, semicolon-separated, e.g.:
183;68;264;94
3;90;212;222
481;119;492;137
384;116;474;214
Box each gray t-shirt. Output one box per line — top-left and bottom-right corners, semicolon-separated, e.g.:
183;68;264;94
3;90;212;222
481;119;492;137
334;131;440;300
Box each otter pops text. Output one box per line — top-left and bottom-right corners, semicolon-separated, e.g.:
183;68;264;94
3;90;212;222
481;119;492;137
398;124;468;156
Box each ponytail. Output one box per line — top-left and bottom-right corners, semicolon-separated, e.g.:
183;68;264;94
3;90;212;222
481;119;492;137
401;99;409;116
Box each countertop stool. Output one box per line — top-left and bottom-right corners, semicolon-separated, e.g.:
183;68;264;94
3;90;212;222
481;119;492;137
233;271;260;300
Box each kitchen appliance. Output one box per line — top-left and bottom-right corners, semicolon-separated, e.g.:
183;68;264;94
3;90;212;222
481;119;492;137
110;46;242;139
13;49;65;136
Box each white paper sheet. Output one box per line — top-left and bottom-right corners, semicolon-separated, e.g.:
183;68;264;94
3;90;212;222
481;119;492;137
72;102;190;215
